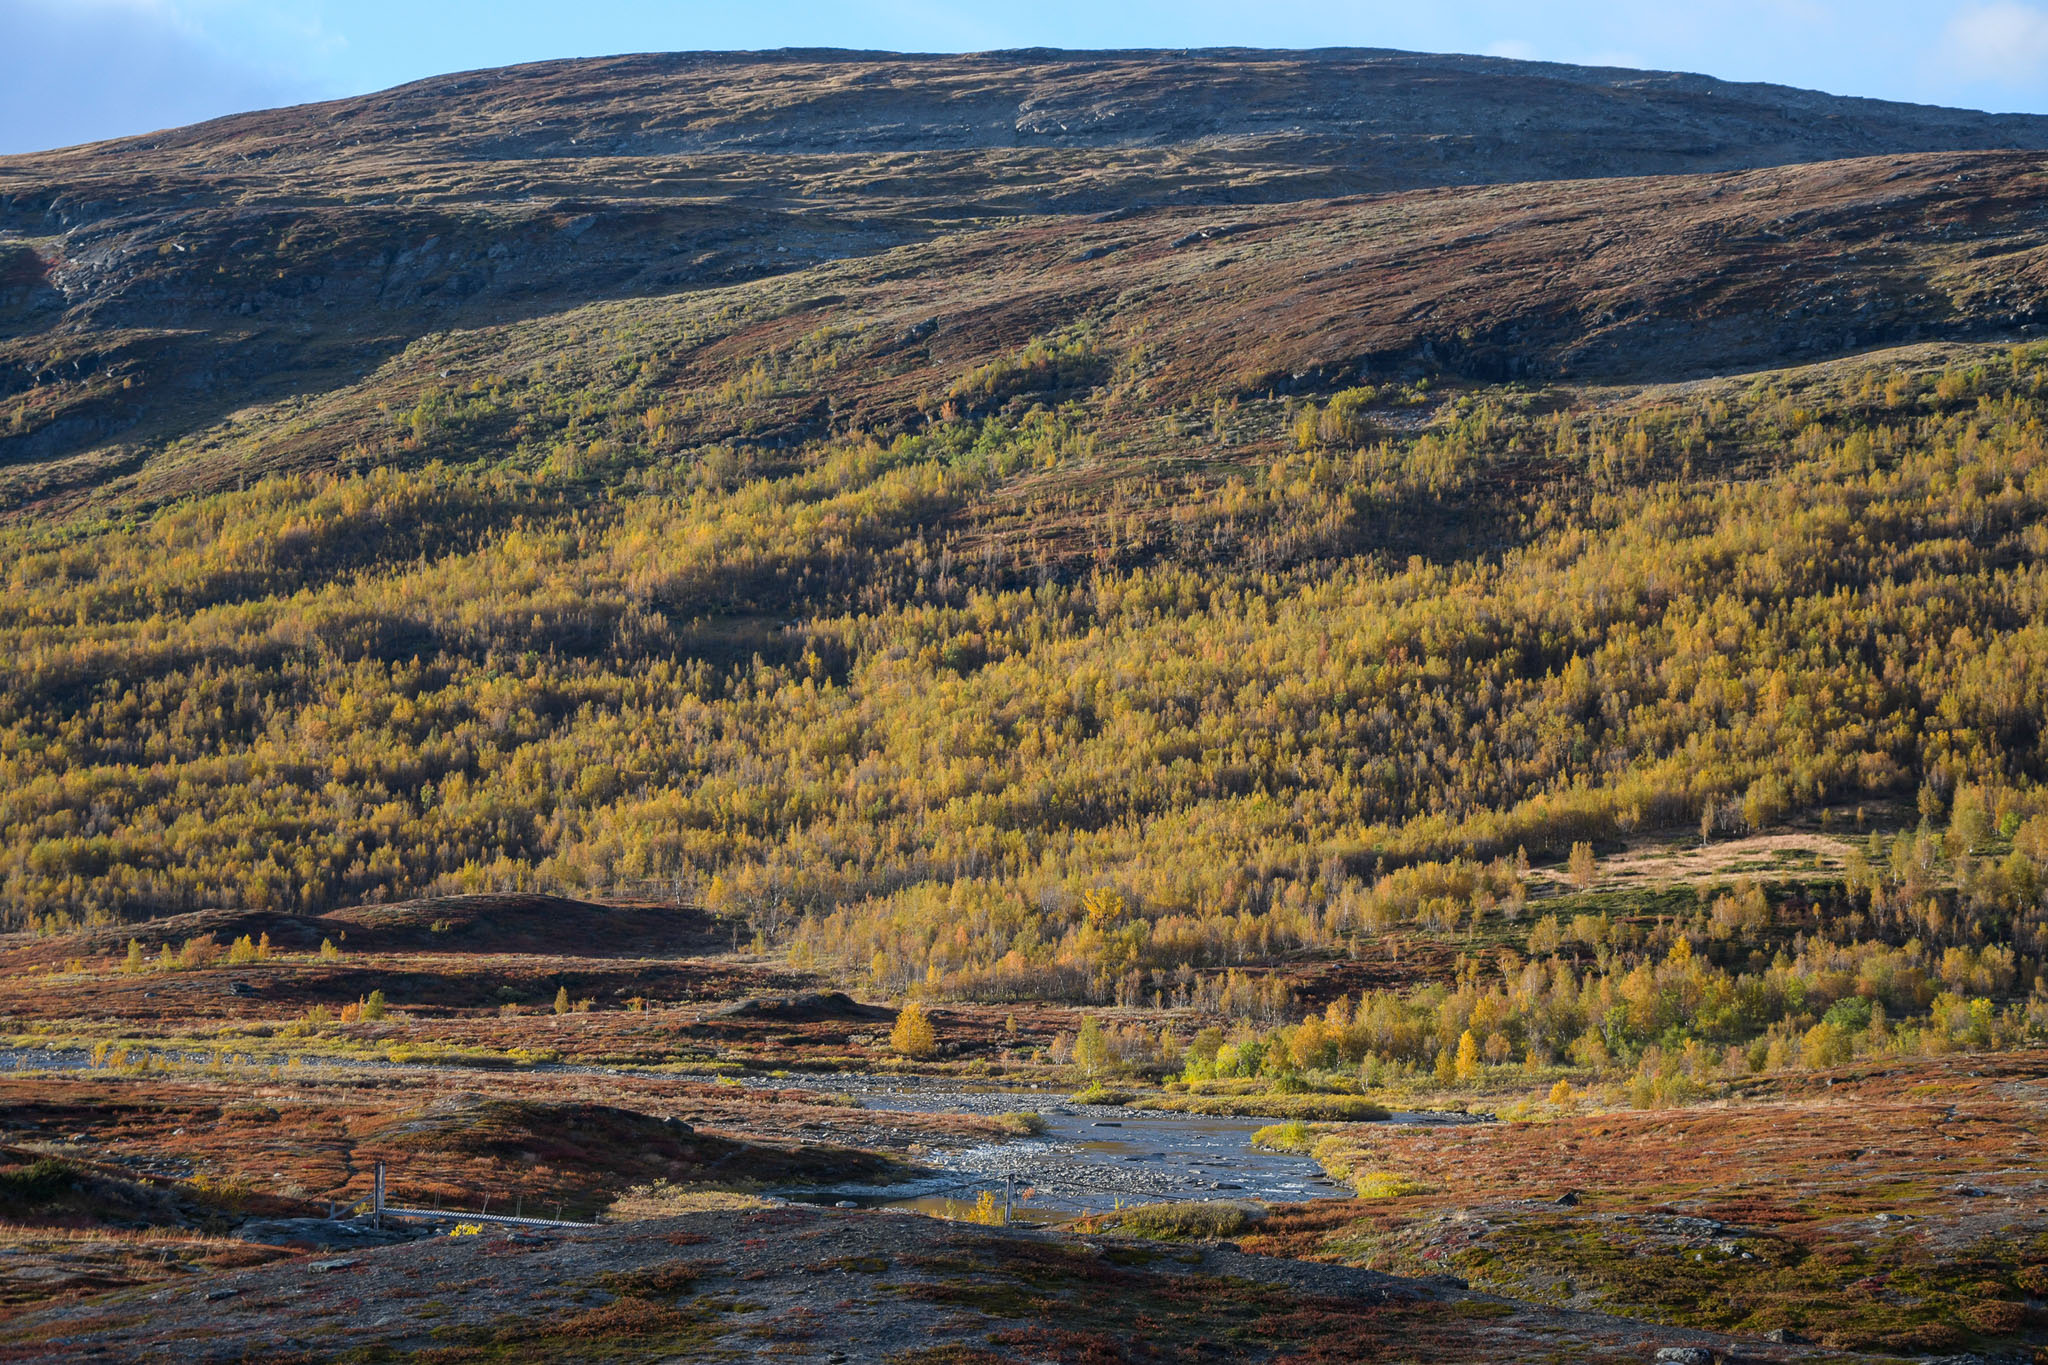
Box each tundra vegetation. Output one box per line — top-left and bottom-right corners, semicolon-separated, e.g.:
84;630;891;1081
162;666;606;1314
3;45;2048;1364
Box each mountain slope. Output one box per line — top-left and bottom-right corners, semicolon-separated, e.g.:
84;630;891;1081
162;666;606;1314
1;51;2047;985
6;147;2048;513
5;49;2048;512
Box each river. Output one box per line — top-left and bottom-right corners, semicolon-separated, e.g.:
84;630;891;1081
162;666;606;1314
0;1047;1470;1219
759;1074;1480;1220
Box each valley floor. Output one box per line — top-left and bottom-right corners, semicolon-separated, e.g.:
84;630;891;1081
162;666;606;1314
0;891;2042;1360
0;1203;1839;1364
0;1047;2038;1360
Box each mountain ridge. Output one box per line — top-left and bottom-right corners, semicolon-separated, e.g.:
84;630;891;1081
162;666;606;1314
23;46;2048;165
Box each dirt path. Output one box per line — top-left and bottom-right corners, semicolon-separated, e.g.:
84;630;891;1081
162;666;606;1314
1530;831;1854;893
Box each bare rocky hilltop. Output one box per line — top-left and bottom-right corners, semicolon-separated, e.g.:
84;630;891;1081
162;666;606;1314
17;46;2048;188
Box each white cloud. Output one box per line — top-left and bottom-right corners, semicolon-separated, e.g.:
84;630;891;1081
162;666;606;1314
1941;2;2048;86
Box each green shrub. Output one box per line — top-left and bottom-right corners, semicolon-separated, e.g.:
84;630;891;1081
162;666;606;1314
0;1158;77;1204
1138;1093;1389;1122
1352;1170;1433;1199
1072;1083;1134;1105
1251;1119;1313;1152
1095;1200;1265;1240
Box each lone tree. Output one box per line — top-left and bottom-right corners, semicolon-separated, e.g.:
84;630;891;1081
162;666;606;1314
1454;1028;1482;1083
891;1000;937;1057
1074;1015;1113;1074
1568;840;1598;889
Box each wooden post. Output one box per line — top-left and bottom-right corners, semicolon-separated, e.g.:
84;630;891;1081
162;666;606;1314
373;1162;386;1229
1004;1175;1012;1222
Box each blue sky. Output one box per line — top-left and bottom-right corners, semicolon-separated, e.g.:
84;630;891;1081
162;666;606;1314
4;0;2048;154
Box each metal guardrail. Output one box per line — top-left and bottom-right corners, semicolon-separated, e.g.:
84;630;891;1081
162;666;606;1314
345;1162;599;1230
383;1205;596;1229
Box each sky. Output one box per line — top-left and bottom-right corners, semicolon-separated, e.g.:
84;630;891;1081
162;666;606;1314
4;0;2048;155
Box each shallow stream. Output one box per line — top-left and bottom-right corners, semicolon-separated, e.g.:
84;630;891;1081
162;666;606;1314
0;1047;1466;1220
764;1075;1476;1220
